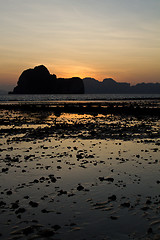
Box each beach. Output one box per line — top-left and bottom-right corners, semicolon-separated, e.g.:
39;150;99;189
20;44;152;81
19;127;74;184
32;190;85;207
0;100;160;239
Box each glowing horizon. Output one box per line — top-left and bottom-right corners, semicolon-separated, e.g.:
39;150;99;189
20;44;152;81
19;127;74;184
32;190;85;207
0;0;160;89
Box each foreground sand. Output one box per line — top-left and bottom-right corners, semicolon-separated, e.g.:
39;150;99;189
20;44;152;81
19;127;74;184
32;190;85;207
0;101;160;239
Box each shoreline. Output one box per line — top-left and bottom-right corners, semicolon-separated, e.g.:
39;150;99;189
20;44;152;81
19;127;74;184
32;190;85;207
0;99;160;117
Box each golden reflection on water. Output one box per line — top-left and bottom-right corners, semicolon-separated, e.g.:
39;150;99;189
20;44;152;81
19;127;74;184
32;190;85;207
48;113;99;125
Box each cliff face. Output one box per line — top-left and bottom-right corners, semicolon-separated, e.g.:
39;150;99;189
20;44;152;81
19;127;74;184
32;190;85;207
10;65;84;94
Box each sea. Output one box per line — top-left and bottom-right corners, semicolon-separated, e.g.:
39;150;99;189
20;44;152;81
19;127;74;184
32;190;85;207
0;93;160;103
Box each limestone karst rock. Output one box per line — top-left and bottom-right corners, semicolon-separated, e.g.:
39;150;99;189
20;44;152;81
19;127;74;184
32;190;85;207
10;65;84;94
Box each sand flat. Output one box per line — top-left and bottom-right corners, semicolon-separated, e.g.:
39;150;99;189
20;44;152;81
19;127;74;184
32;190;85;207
0;101;160;239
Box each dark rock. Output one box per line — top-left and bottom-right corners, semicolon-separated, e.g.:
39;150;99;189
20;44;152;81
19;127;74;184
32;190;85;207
77;185;84;191
9;65;84;94
106;177;114;182
141;206;150;211
52;225;61;231
49;174;57;183
24;195;29;199
22;226;34;235
146;199;152;205
6;190;12;195
110;216;118;220
108;195;117;201
76;153;84;159
57;166;62;169
11;202;19;209
39;229;55;237
41;209;50;213
33;179;39;183
2;168;9;172
99;177;114;182
0;201;6;207
57;77;84;94
39;177;46;182
15;208;26;214
58;190;67;195
99;177;105;181
68;193;75;197
29;201;39;207
121;202;130;208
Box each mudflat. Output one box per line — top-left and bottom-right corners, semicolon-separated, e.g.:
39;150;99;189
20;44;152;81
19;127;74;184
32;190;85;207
0;100;160;240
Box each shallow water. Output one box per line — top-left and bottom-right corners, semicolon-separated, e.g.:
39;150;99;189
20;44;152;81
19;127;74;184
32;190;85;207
0;107;160;239
1;93;160;102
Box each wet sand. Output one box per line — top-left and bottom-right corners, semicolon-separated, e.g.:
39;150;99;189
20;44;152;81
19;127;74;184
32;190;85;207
0;100;160;239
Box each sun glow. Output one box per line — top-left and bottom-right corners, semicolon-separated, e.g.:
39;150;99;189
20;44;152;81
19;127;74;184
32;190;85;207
50;64;98;80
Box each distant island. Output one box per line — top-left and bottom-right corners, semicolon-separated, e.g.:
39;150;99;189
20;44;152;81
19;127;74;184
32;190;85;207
9;65;160;94
83;78;160;94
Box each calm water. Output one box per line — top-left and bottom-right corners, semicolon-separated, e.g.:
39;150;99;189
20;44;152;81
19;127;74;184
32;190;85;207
0;93;160;103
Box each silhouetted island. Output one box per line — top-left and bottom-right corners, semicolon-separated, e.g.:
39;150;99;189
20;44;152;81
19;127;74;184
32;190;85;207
9;65;84;94
9;65;160;94
83;78;160;94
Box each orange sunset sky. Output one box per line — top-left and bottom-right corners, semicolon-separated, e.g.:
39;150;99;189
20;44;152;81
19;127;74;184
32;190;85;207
0;0;160;91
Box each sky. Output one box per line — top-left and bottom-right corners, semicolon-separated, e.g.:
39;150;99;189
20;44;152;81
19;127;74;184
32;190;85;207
0;0;160;90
